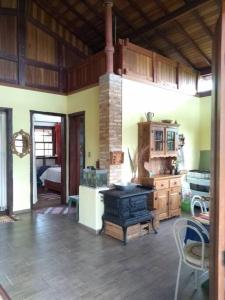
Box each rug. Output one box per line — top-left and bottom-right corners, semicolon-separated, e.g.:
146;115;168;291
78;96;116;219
34;192;62;209
0;284;11;300
35;206;76;215
0;215;15;224
38;192;61;201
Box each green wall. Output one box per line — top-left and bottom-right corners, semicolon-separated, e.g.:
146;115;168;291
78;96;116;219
67;86;99;167
0;85;67;212
0;83;211;212
122;79;204;180
0;85;100;212
199;96;211;151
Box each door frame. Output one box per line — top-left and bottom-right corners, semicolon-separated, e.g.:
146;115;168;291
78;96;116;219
0;107;13;215
210;2;225;299
30;110;67;209
69;111;85;195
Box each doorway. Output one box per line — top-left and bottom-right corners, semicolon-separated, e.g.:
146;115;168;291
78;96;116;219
69;112;85;195
30;111;66;210
0;108;13;215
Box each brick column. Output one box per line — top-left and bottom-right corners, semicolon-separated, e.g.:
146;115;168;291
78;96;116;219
99;73;122;184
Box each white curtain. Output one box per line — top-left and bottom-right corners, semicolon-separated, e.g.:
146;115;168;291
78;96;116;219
0;112;7;211
32;115;38;204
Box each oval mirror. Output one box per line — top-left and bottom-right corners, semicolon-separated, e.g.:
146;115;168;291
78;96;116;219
11;129;31;158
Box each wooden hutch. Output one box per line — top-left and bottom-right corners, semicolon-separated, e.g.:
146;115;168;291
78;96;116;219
138;121;182;221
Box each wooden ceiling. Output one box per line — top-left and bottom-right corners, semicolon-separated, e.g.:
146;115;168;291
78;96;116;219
34;0;219;74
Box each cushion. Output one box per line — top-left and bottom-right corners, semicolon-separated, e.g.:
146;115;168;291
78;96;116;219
184;242;209;268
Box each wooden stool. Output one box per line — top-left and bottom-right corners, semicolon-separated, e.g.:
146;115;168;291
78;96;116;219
68;195;79;222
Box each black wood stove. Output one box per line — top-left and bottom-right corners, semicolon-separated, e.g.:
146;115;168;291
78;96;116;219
99;187;157;244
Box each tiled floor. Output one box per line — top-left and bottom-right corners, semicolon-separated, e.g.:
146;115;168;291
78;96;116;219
0;213;209;300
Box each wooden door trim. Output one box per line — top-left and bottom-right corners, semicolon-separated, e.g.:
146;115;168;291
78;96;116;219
210;3;225;299
69;111;85;118
69;111;85;195
30;110;67;208
0;107;13;215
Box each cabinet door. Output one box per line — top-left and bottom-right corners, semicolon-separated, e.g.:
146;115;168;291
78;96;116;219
156;189;169;220
165;127;178;156
150;125;165;158
169;187;181;217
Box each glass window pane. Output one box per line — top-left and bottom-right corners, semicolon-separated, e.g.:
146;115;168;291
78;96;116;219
35;129;44;142
36;149;44;156
44;129;52;136
45;143;53;150
44;135;52;142
45;150;52;156
36;143;44;150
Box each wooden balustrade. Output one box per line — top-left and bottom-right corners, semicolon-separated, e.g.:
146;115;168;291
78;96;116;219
67;51;106;92
67;39;198;94
115;39;199;95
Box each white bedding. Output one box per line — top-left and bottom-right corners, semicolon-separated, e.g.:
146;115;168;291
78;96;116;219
40;167;61;185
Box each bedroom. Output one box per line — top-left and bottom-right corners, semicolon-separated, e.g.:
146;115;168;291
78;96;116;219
31;113;66;211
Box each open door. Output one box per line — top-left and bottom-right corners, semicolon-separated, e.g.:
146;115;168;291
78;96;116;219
0;108;12;215
69;112;85;195
210;2;225;299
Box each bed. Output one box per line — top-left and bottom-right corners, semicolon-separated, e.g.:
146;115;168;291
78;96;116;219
39;167;61;192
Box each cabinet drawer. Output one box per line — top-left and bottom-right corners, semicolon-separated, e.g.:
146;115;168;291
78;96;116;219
170;178;181;188
170;186;181;194
155;179;169;190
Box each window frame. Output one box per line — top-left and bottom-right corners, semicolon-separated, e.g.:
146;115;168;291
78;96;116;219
34;126;56;158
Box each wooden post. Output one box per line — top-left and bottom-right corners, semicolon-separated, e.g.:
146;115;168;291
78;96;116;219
104;0;114;74
210;1;225;299
17;0;26;86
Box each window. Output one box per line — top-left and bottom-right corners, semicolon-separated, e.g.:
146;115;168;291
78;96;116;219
34;127;55;157
198;74;212;93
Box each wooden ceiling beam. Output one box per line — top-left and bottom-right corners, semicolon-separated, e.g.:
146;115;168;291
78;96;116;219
63;0;104;39
34;0;94;53
129;0;211;39
199;66;212;75
192;10;214;38
0;8;17;15
111;3;166;56
184;0;213;39
81;0;166;56
127;0;196;69
175;22;211;65
82;0;104;22
153;0;211;66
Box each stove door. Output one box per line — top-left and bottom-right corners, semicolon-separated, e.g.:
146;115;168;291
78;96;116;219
129;195;148;212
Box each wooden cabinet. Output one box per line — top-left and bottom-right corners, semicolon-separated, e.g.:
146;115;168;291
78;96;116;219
142;175;182;221
138;121;181;221
169;186;181;217
138;121;179;160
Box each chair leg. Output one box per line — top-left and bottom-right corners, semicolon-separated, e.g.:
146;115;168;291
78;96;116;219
174;259;182;300
68;200;71;215
76;201;79;222
194;270;198;290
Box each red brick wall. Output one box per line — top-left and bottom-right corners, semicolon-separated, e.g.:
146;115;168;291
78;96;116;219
99;74;122;184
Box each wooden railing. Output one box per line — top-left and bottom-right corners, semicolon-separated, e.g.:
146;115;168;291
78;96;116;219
67;51;106;92
67;39;198;95
115;39;198;95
